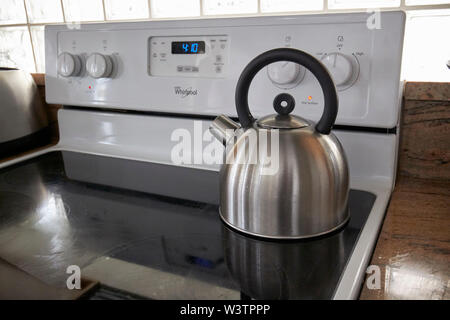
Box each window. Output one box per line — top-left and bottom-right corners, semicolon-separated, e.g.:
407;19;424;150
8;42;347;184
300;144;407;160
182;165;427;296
0;0;448;81
328;0;400;9
402;9;450;81
0;0;27;25
0;26;35;72
104;0;149;21
151;0;200;18
25;0;64;24
260;0;323;12
406;0;450;5
203;0;258;15
30;25;45;73
62;0;105;22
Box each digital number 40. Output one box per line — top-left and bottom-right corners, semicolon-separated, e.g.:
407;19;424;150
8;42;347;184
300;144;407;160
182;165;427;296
182;43;198;53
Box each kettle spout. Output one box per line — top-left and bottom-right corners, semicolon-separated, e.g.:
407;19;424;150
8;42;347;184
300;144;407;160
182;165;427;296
209;115;240;146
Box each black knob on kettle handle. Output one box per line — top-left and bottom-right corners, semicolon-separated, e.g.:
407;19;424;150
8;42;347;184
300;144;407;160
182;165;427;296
235;48;338;135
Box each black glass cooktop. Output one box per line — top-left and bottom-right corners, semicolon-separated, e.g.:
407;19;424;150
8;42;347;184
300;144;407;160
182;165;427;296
0;151;375;299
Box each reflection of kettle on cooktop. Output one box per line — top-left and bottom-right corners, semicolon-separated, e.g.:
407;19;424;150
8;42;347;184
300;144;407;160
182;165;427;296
222;224;354;300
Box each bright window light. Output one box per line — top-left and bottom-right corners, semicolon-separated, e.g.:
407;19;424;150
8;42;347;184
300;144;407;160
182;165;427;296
62;0;105;22
328;0;401;9
406;0;450;5
0;0;449;77
0;0;27;25
25;0;64;24
402;9;450;82
0;26;35;72
30;26;45;73
261;0;324;12
151;0;201;18
202;0;258;15
104;0;149;21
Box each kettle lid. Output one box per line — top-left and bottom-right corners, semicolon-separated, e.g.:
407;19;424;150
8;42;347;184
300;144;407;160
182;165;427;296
257;114;310;129
256;92;310;129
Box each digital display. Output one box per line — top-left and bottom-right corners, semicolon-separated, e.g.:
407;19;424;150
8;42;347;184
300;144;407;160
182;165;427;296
172;41;205;54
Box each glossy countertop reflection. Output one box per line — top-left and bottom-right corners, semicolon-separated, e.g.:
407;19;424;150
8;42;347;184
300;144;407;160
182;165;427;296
360;176;450;300
0;151;375;299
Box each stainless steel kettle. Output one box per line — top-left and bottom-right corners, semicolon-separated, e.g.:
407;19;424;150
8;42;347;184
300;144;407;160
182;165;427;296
210;48;349;239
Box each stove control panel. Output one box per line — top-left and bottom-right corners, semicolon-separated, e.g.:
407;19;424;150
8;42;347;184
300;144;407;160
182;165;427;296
45;12;405;129
149;35;228;78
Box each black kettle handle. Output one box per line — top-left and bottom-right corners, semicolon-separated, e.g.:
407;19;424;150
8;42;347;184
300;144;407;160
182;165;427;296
235;48;338;134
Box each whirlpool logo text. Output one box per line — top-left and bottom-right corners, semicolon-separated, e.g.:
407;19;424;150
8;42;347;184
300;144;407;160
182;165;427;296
174;86;198;98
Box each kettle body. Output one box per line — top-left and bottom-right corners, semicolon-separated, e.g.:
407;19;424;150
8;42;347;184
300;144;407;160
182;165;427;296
0;68;50;158
210;48;350;239
220;121;349;239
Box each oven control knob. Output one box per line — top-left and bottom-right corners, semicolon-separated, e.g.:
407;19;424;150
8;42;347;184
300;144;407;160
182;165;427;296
267;61;305;89
86;53;113;79
57;52;82;77
321;53;354;88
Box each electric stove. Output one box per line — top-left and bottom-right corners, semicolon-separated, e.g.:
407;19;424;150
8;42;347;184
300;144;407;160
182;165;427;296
0;12;405;299
0;150;375;299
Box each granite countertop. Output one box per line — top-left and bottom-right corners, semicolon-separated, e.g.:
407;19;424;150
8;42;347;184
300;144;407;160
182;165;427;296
359;176;450;299
360;82;449;300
